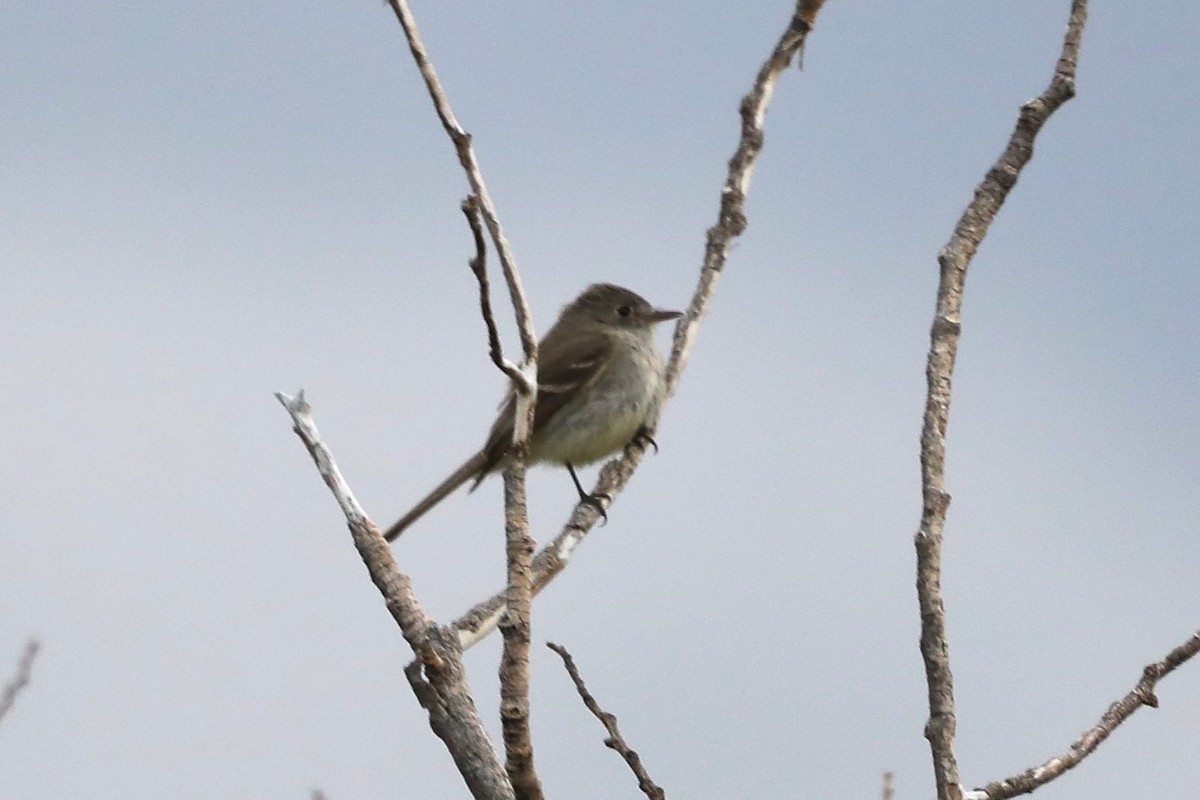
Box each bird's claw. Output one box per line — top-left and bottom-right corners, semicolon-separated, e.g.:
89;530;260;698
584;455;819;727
633;427;659;454
581;492;610;525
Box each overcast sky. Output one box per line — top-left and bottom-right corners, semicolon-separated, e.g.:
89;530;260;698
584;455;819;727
2;2;1198;799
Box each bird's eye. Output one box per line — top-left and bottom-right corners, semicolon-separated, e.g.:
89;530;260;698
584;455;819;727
617;305;632;317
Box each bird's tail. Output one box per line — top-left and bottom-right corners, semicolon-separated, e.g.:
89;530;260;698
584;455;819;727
383;451;489;541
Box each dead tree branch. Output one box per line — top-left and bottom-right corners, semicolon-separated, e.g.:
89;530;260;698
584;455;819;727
499;452;540;800
383;3;542;793
969;630;1200;800
383;0;536;379
461;197;518;384
914;3;1087;799
548;642;665;800
277;391;513;800
458;194;541;796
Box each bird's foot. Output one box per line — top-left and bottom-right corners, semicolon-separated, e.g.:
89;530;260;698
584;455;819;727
580;491;611;526
632;426;659;454
567;463;610;525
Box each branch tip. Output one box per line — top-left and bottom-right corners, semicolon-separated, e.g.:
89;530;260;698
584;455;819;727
548;642;665;800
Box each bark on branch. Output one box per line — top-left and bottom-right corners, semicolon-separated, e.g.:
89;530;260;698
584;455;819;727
277;391;513;800
383;3;542;793
969;631;1200;800
914;3;1087;799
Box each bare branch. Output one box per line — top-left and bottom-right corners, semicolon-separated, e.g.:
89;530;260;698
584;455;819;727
461;196;522;384
403;629;516;800
547;642;665;800
457;483;610;645
499;455;541;800
662;2;817;396
462;194;541;796
385;4;543;791
972;630;1200;799
914;4;1087;799
0;639;39;726
451;0;827;651
882;771;894;800
458;200;542;791
276;391;513;800
383;0;537;380
277;391;435;649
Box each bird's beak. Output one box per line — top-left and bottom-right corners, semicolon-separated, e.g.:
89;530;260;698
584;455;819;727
646;308;684;324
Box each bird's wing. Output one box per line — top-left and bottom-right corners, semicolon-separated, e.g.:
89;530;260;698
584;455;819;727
476;328;613;477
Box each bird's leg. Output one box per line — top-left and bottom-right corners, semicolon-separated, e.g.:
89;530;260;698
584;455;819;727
567;463;609;525
632;425;659;454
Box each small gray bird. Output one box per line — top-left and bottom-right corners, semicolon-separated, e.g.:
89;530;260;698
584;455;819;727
384;283;681;540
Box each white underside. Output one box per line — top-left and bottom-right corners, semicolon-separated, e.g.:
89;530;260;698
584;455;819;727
530;331;665;466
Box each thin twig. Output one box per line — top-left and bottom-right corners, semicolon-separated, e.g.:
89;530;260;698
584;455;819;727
461;196;520;383
663;2;815;396
882;771;895;800
451;0;826;651
913;4;1087;800
547;642;666;800
970;631;1200;799
0;639;39;725
276;391;513;800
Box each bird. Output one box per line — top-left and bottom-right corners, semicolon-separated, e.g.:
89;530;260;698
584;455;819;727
384;283;682;541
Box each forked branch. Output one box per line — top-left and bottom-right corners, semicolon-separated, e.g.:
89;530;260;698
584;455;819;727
383;0;537;377
383;3;541;794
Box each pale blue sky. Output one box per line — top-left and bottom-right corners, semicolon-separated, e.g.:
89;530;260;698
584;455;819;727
2;2;1198;798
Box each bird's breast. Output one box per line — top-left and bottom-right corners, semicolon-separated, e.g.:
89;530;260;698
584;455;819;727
531;337;665;466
